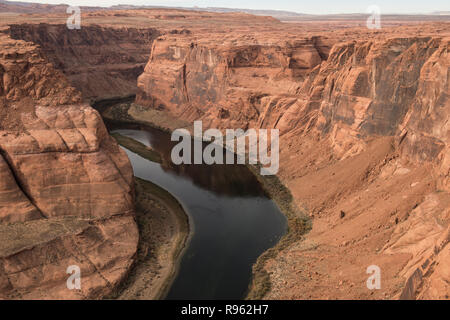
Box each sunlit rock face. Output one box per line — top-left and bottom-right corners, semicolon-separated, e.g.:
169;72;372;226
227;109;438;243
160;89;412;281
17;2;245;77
0;9;448;300
136;35;331;128
0;33;138;299
137;34;448;166
136;28;449;300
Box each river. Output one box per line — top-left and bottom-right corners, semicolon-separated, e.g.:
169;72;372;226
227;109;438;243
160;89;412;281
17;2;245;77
109;123;287;300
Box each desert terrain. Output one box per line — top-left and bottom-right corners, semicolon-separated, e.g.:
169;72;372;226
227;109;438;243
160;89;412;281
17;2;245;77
0;1;449;300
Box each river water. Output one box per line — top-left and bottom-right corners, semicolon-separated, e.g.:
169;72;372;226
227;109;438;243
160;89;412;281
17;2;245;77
110;124;287;300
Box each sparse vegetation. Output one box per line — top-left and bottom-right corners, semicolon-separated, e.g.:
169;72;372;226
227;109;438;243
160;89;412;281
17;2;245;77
106;177;189;300
246;164;311;300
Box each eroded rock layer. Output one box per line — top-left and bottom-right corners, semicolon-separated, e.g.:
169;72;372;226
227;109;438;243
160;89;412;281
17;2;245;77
6;24;160;101
0;34;138;299
1;8;449;300
135;26;449;300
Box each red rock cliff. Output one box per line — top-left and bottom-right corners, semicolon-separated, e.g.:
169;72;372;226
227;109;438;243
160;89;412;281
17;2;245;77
136;28;449;299
0;33;138;299
6;24;160;101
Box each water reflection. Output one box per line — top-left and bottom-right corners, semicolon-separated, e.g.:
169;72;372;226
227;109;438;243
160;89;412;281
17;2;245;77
108;122;266;198
107;121;287;300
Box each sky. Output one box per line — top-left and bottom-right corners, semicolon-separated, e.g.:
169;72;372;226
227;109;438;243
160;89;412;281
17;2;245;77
7;0;450;14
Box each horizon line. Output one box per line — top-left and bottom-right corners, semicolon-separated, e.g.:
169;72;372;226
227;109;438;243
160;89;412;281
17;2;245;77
3;0;450;16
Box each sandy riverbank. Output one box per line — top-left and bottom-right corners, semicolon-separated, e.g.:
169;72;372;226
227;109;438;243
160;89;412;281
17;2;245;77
111;132;162;164
105;171;189;299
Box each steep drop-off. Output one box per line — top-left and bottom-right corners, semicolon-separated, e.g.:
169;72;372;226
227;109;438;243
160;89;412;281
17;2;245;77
2;15;448;300
136;34;333;127
135;28;449;299
6;24;160;101
0;33;138;299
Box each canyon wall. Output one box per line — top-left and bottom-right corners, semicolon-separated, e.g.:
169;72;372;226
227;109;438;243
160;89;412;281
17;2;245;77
0;33;138;299
1;14;448;300
136;30;449;299
136;32;449;200
6;24;160;101
137;33;448;166
136;34;333;128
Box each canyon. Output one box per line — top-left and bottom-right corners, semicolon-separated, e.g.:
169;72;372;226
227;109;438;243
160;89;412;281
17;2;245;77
0;4;449;300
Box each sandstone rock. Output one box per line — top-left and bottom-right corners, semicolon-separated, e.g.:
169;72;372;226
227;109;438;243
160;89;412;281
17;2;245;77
134;23;449;300
6;24;160;101
1;9;449;300
0;33;138;299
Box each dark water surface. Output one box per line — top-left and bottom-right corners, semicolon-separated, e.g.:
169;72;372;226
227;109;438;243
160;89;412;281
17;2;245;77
110;124;287;300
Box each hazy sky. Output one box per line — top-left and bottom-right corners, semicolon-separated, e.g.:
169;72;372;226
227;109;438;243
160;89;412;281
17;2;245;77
7;0;450;14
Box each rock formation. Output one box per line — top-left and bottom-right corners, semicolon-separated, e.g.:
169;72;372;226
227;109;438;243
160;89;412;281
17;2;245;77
0;6;448;300
0;33;138;299
6;24;160;101
135;25;450;299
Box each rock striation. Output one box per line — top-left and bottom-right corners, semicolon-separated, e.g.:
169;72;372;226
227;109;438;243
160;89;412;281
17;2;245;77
6;24;160;101
135;25;450;300
0;7;448;300
0;34;138;299
136;34;333;128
